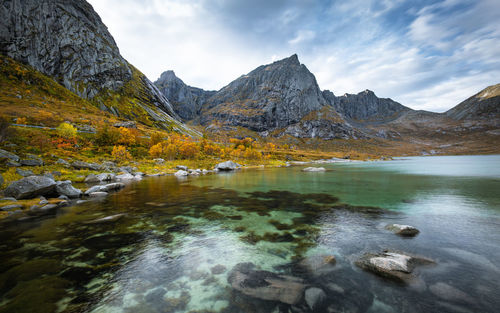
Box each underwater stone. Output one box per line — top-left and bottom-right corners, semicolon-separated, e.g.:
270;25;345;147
385;224;420;237
430;282;474;304
228;264;306;305
84;213;126;224
305;287;327;311
211;264;227;275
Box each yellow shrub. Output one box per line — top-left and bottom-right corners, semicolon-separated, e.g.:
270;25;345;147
57;122;77;139
118;127;137;146
179;142;199;159
112;145;132;162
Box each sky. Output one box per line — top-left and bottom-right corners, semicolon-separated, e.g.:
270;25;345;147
88;0;500;112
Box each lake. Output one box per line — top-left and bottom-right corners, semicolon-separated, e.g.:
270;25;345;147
1;155;499;313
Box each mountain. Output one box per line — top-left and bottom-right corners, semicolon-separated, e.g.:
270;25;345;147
331;90;411;124
200;54;329;132
154;71;215;121
446;83;500;122
0;0;191;133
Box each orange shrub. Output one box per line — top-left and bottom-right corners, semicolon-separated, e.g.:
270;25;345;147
179;142;199;159
150;132;163;147
244;148;262;160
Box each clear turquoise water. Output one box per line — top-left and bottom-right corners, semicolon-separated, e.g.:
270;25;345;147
0;155;499;313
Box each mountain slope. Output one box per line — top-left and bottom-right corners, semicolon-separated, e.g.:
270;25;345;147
446;83;500;121
200;54;329;131
154;71;215;121
0;0;190;133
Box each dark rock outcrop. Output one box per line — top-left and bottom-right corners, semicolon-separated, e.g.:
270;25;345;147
154;70;215;120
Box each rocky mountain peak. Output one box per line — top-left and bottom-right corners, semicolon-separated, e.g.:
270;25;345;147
158;70;179;82
199;54;329;131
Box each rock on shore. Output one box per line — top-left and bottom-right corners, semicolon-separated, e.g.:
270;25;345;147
4;176;57;200
215;161;241;171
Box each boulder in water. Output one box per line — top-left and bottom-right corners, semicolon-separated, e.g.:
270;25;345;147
430;282;474;304
355;250;434;283
305;287;327;311
174;170;189;177
385;224;420;236
56;180;82;198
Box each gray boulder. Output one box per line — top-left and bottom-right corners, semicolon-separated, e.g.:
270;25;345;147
228;263;306;305
385;224;420;237
174;170;189;177
0;149;20;162
4;176;57;200
176;165;188;171
84;182;125;195
0;173;3;187
214;161;241;171
116;173;136;181
84;173;116;183
55;180;82;198
355;250;434;283
88;191;108;198
6;160;21;167
16;168;34;177
72;161;101;171
56;159;70;166
20;158;43;166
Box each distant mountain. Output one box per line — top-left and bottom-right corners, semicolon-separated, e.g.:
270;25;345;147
154;71;215;121
331;90;411;124
0;0;191;132
446;83;500;122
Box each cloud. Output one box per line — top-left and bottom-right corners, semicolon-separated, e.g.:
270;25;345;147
87;0;500;112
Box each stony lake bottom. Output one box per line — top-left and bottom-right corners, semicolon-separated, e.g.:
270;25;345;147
0;155;499;313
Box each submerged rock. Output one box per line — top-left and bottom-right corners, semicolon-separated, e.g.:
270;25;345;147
215;161;241;171
228;263;306;305
430;282;474;304
56;180;82;198
4;176;57;200
211;265;227;275
385;224;420;237
305;287;327;311
298;255;337;276
84;182;125;195
302;167;326;172
355;250;434;283
84;213;126;224
88;191;108;198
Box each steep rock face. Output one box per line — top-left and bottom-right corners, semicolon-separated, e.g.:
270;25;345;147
332;90;411;124
154;71;215;121
0;0;184;130
446;83;500;121
200;54;329;131
0;0;130;99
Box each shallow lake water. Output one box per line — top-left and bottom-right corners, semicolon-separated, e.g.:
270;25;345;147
1;155;499;313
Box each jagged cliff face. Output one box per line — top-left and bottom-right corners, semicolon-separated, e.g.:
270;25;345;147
332;90;411;123
0;0;186;132
446;83;500;122
200;54;329;131
154;71;215;121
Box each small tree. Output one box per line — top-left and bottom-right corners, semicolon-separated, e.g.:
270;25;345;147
57;122;77;139
95;125;120;146
118;127;137;146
